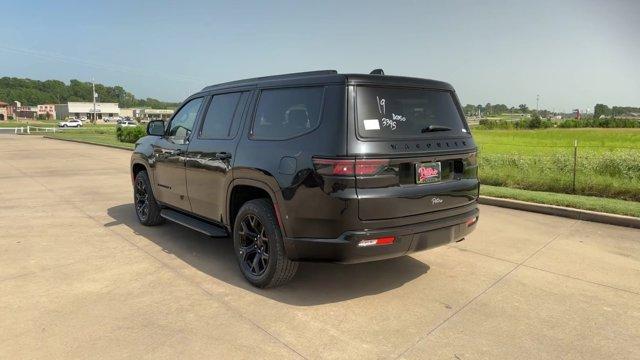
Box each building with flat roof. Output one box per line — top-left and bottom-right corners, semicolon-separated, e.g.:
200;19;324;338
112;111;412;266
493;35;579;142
133;108;174;121
37;104;56;120
55;102;119;120
119;108;134;119
15;106;38;119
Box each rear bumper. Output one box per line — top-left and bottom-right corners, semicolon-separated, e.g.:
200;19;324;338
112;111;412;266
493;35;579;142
283;206;478;264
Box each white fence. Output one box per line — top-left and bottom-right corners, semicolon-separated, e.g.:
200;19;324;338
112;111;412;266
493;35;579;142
0;127;28;134
26;126;60;134
0;126;85;135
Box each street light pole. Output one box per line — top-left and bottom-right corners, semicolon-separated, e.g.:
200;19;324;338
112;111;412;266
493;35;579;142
92;78;97;123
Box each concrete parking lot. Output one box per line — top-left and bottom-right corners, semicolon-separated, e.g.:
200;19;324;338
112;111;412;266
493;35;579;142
1;134;639;359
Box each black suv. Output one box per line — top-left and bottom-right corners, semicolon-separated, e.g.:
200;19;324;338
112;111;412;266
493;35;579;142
131;70;479;288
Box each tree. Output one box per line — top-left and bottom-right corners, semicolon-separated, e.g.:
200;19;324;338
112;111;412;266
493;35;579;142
594;103;610;119
529;112;542;128
518;104;529;114
463;104;477;116
484;103;492;115
0;77;179;109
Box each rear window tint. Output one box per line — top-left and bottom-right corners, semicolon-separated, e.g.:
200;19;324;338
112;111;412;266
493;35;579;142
356;86;466;139
252;87;324;140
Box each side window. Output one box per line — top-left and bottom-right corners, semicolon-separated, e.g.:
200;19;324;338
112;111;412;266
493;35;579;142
251;87;324;140
168;97;203;144
199;92;247;139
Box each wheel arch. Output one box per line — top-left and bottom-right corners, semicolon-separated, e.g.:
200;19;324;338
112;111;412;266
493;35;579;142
131;161;149;183
226;179;284;235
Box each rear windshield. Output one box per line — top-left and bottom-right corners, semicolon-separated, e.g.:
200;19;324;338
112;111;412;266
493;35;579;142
356;86;466;139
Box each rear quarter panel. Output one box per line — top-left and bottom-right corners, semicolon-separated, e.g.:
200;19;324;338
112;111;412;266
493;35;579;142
233;84;353;238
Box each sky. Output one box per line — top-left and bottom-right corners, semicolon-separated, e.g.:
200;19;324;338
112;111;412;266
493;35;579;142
1;0;639;112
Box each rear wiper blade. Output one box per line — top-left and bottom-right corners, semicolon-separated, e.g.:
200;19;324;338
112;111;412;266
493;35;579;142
421;125;452;133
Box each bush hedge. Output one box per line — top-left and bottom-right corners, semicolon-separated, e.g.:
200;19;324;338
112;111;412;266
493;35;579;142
477;117;554;130
116;126;146;143
558;118;640;128
475;116;639;130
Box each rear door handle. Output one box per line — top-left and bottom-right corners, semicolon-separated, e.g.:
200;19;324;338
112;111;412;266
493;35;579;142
215;152;232;160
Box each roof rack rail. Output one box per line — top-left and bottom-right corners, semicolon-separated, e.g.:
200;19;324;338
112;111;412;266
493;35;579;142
201;70;338;92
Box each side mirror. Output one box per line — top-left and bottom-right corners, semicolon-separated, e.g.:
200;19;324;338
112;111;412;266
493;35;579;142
147;120;165;136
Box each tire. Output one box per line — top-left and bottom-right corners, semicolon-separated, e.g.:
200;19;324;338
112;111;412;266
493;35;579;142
133;170;164;226
233;199;298;288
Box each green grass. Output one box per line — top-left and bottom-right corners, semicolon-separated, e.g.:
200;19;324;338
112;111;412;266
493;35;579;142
473;128;640;201
474;128;640;154
481;185;640;218
0;120;58;127
40;126;133;150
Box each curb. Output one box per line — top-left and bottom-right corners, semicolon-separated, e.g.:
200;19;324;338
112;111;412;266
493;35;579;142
42;135;133;151
479;196;640;229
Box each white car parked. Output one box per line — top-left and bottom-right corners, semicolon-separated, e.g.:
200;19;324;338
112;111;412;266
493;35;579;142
118;120;138;128
57;119;83;128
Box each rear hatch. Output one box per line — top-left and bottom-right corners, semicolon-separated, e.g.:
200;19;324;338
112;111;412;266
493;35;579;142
350;85;478;221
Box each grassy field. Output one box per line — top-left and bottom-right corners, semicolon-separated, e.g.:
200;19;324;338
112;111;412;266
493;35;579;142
39;125;134;150
0;120;58;127
481;185;640;218
473;128;640;202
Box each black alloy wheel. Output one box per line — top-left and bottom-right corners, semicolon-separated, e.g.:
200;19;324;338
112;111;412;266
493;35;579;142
135;176;150;222
233;199;298;288
133;170;164;226
237;214;270;277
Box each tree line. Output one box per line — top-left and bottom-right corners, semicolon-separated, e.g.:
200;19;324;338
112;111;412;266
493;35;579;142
466;102;640;118
0;77;180;109
463;103;529;116
593;104;640;119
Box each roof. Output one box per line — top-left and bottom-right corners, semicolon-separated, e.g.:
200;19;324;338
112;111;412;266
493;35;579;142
200;70;454;93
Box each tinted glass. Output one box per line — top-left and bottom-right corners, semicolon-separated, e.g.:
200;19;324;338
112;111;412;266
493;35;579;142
200;92;241;139
356;87;465;138
168;97;203;143
252;87;324;140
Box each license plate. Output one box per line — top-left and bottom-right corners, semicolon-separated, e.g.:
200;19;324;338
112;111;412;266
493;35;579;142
416;162;441;184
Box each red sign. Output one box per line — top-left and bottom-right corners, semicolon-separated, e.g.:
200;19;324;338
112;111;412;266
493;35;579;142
418;166;439;182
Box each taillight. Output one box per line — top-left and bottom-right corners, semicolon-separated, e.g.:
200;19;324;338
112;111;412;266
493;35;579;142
313;158;389;177
355;159;389;175
357;236;396;247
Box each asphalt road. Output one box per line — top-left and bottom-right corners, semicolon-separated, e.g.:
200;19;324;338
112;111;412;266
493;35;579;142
1;135;639;359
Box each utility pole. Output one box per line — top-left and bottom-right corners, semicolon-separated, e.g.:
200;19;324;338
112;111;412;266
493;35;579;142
92;78;97;123
536;94;540;112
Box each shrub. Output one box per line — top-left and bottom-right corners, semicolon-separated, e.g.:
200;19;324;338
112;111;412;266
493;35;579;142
477;119;514;130
116;126;146;143
558;118;639;128
528;113;542;129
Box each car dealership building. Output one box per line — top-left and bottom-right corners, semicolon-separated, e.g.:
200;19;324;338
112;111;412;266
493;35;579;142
55;102;120;120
